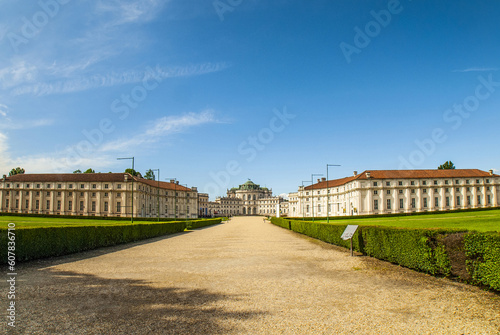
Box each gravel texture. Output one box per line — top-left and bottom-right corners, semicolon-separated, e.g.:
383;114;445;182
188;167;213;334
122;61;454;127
3;216;500;334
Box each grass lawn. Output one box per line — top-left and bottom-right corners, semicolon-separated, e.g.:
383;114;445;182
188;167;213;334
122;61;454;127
316;209;500;232
0;215;177;228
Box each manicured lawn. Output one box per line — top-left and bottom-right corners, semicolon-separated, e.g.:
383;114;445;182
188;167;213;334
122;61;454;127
316;209;500;232
0;216;172;228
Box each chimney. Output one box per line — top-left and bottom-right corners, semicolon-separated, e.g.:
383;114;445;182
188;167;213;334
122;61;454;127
321;177;326;182
176;181;179;185
490;169;494;176
317;179;321;183
191;187;197;191
353;171;358;176
366;172;371;178
170;179;175;183
2;175;6;181
124;174;128;182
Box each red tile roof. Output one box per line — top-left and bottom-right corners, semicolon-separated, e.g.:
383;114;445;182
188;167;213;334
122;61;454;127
3;173;194;191
305;169;498;190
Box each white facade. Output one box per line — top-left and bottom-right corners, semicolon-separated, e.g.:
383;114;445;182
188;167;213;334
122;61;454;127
0;173;199;219
294;169;500;218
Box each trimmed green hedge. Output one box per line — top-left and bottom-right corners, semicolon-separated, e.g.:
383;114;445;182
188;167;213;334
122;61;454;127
270;217;499;291
1;221;186;263
0;212;193;222
186;218;223;229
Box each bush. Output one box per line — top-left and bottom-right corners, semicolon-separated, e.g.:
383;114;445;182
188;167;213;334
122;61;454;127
270;218;499;291
464;232;500;290
186;218;222;229
0;221;186;263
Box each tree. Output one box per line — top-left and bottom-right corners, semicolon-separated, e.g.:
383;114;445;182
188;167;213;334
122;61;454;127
144;169;155;180
8;167;25;176
438;161;456;170
73;169;82;174
83;168;95;173
125;168;139;176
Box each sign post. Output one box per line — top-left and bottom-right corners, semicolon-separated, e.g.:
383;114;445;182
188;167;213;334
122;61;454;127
341;225;359;256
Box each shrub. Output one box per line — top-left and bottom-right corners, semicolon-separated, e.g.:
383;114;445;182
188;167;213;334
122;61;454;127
186;219;222;229
1;221;186;263
464;232;500;290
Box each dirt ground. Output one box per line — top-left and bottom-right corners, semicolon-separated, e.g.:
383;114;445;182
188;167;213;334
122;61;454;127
2;216;499;334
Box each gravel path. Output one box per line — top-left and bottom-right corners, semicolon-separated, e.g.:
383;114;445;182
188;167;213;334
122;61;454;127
3;216;500;334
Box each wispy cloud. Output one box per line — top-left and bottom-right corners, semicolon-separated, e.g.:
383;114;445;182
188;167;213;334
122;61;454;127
95;0;167;26
100;110;217;152
8;62;229;97
453;67;498;73
0;103;8;117
0;118;54;130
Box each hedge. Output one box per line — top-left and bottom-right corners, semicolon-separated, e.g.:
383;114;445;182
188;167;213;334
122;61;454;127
270;217;499;291
0;212;192;222
1;221;186;263
186;218;223;229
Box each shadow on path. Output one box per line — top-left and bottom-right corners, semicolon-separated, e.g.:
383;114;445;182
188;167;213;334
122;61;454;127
17;268;265;334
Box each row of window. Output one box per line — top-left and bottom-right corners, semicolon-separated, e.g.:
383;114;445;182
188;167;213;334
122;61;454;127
374;194;492;210
373;179;491;187
373;186;492;195
4;183;123;190
3;191;122;198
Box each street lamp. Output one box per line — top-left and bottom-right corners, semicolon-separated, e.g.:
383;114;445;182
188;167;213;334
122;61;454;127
326;164;341;223
151;169;160;222
301;180;312;221
311;173;323;222
117;157;134;223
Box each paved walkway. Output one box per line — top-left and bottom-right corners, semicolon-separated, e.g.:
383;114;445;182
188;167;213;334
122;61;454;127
5;217;500;334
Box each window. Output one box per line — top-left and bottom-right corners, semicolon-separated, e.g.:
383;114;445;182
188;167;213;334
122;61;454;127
399;190;403;194
398;181;403;186
57;184;62;189
467;196;471;206
57;192;61;196
456;188;460;192
117;184;122;189
26;184;30;188
455;180;460;184
411;189;415;194
5;199;9;208
386;199;391;210
373;182;378;187
117;202;121;212
46;200;50;210
387;190;391;195
476;179;480;184
104;202;108;212
317;204;321;212
477;196;481;205
68;192;72;196
486;179;490;184
15;199;19;208
117;193;121;197
92;184;96;189
422;181;427;186
36;184;40;188
445;180;449;185
477;187;481;191
446;197;450;207
306;205;309;213
91;201;96;212
434;180;438;185
423;198;428;208
80;201;84;211
411;181;415;186
445;188;449;193
386;182;390;186
69;184;73;189
456;196;461;206
373;190;378;195
35;200;39;210
467;187;471;192
68;201;72;211
24;199;28;209
374;199;378;210
80;192;84;196
80;184;84;189
92;193;96;197
466;180;470;184
105;184;109;189
411;198;416;208
57;201;61;210
488;195;491;205
47;184;51;188
435;197;439;207
423;189;427;193
46;192;50;196
399;199;404;209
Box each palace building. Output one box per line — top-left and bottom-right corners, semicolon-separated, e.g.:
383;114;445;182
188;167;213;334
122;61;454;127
290;169;499;218
0;173;199;218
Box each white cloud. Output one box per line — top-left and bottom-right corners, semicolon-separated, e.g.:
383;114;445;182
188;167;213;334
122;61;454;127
0;118;54;130
0;60;38;89
0;103;8;117
100;110;216;152
9;62;229;96
95;0;166;26
453;67;498;73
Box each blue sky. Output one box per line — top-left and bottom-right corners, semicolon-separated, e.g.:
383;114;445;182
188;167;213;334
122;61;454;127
0;0;499;199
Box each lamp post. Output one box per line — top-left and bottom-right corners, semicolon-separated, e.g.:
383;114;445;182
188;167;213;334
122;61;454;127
151;169;160;222
311;173;323;222
326;164;341;223
117;157;134;223
301;180;311;221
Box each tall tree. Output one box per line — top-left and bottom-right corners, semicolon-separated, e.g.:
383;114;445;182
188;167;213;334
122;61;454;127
125;168;139;176
144;169;155;180
438;161;456;170
8;167;25;176
83;168;95;173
